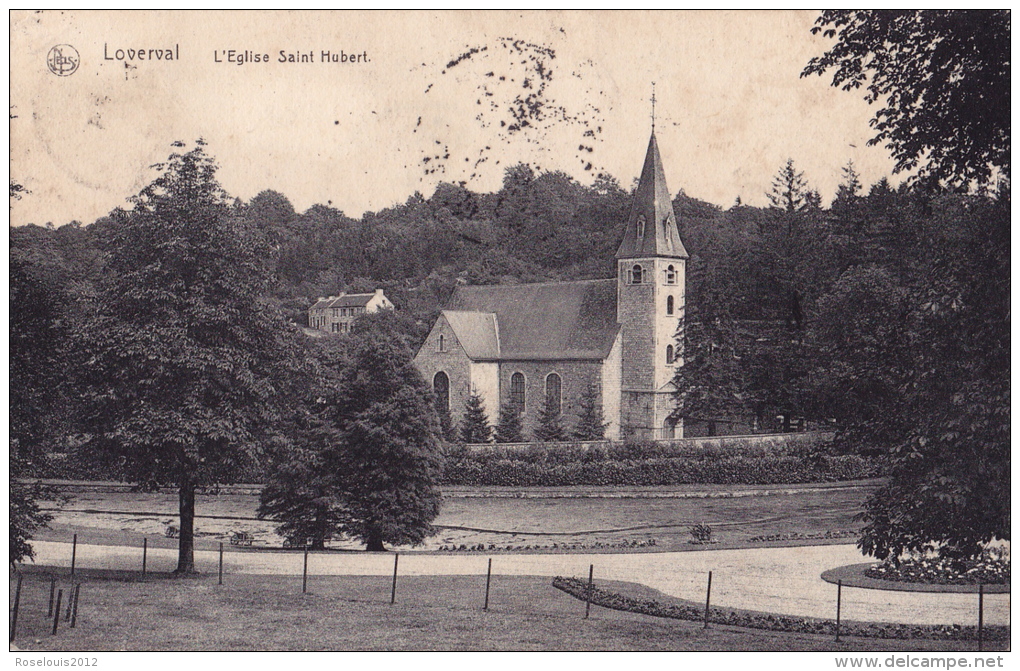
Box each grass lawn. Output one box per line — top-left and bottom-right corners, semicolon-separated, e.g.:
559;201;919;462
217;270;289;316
10;569;995;652
35;483;875;553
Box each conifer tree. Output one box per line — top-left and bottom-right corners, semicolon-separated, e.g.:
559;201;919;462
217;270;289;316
494;402;524;443
533;395;569;442
836;159;862;201
767;159;811;212
436;400;455;443
459;393;492;444
572;382;608;440
260;326;444;553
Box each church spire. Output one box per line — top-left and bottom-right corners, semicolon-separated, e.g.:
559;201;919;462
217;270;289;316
615;131;688;260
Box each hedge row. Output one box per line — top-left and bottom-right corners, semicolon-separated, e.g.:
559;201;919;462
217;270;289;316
446;436;834;465
43;437;885;488
552;577;1007;642
442;454;885;487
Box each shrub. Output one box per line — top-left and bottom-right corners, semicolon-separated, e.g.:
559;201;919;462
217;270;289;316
441;450;885;487
689;524;713;542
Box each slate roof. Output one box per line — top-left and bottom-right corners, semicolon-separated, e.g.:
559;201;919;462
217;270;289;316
616;132;688;260
310;293;376;311
444;279;620;361
442;311;500;359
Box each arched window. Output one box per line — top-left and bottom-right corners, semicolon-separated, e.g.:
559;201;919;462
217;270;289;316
666;344;674;364
666;295;674;315
510;372;526;411
437;334;446;352
665;265;677;285
636;215;646;238
433;372;450;411
545;373;562;415
631;264;643;285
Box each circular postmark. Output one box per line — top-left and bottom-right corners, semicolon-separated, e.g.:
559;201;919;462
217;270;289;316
46;44;80;76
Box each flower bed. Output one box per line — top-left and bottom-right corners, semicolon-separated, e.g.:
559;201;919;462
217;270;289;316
750;530;857;543
552;577;1008;642
865;549;1010;586
437;538;657;552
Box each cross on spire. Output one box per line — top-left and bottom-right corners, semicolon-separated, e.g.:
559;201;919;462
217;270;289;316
651;82;656;131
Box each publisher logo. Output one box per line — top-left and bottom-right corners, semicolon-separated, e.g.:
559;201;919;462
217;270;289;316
47;44;79;76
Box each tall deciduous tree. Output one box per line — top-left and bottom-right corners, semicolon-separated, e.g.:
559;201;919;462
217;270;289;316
803;10;1010;186
459;393;493;444
805;266;914;452
76;140;301;573
10;230;68;563
258;339;348;551
856;194;1009;561
805;9;1010;561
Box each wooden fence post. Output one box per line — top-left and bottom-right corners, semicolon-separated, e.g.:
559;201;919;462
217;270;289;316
483;558;492;611
835;580;842;642
703;571;712;629
142;538;147;577
977;583;984;652
390;553;399;604
51;590;63;636
70;534;77;578
584;564;594;619
218;542;224;585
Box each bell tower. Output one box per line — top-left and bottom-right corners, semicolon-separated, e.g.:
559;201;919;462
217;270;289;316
616;131;688;439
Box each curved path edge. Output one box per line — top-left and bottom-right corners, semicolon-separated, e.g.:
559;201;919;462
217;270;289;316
552;578;1007;642
24;539;1009;627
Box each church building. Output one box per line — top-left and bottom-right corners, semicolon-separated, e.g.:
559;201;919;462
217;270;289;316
413;131;688;441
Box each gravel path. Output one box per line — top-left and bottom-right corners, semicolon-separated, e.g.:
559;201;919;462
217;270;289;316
30;540;1008;627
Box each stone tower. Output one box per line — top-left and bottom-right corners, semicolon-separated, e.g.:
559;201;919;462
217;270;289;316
615;131;688;439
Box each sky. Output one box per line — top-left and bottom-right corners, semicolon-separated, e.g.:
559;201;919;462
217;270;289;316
9;10;903;228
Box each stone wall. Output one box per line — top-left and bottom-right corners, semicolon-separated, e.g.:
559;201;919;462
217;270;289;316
413;314;474;427
498;359;604;439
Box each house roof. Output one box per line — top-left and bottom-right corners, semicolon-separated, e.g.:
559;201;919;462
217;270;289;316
442;311;500;359
616;131;688;260
309;293;377;311
444;279;619;361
